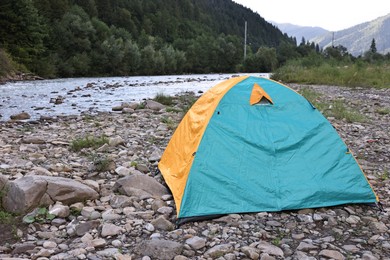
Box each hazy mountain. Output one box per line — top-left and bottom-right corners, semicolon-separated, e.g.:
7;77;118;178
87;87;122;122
275;13;390;56
274;23;328;44
312;13;390;56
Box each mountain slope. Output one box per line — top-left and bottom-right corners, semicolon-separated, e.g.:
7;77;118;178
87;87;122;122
274;23;328;43
275;13;390;56
312;13;390;56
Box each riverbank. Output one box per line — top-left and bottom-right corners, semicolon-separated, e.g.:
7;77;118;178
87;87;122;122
0;84;389;259
0;72;44;84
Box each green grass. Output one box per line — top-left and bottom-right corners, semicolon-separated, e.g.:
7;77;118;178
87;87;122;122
161;116;176;130
0;211;13;224
165;106;181;113
376;107;390;115
70;135;108;152
380;170;389;181
153;92;174;106
90;154;112;172
273;62;390;89
179;94;198;115
329;100;367;123
299;88;366;123
130;161;138;167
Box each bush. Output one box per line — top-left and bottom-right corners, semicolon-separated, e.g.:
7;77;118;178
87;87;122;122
70;135;108;152
0;49;14;76
153;92;174;106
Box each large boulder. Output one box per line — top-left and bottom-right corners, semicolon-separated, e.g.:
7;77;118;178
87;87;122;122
114;175;169;199
2;176;99;214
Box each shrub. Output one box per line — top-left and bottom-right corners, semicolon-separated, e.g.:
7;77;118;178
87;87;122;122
70;135;108;152
153;92;173;106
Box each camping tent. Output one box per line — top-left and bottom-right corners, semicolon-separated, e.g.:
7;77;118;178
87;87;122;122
158;76;378;224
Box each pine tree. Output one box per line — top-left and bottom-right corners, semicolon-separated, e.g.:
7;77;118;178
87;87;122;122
370;38;377;53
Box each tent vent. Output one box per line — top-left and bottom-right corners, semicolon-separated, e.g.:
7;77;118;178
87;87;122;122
250;83;273;105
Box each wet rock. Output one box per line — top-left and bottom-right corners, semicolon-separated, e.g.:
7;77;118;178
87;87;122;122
10;112;30;120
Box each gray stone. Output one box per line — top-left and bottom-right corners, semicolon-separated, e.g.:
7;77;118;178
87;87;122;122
145;100;165;111
21;136;46;144
109;136;125;146
2;176;48;213
114;175;169;198
49;203;70;218
115;166;131;176
204;244;233;258
342;245;360;253
0;174;8;191
136;239;183;260
369;221;388;233
2;176;99;213
319;249;345;260
241;246;260;259
75;220;100;236
149;148;162;162
157;206;174;215
136;164;150;173
96;248;120;257
101;223;124;237
151;215;174;231
185;236;206;250
110;195;133;208
11;243;36;254
257;241;284;257
296;242;318;251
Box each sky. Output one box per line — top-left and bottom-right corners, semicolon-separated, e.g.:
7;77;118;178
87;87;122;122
232;0;390;31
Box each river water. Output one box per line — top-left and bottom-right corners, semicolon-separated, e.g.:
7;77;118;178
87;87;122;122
0;73;269;122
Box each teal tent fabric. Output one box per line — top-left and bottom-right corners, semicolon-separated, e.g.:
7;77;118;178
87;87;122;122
178;77;377;219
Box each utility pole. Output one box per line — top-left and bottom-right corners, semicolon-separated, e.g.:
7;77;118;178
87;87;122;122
244;21;247;60
332;32;335;47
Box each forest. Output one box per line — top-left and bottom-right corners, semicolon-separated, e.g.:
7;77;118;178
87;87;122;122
1;0;389;81
0;0;298;78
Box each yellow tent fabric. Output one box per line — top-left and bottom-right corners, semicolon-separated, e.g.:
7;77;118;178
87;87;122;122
158;76;249;214
249;83;273;105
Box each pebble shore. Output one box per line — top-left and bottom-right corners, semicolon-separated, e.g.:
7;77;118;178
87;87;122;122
0;83;389;260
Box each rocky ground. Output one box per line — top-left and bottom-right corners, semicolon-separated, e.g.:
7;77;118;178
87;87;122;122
0;83;389;260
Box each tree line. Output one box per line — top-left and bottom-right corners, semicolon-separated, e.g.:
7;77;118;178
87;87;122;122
0;0;296;78
1;0;388;79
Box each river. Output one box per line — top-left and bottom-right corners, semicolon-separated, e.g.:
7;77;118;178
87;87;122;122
0;73;269;122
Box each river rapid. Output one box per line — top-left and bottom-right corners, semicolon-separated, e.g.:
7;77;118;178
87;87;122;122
0;73;268;122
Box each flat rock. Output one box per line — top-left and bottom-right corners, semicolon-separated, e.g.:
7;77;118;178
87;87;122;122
114;175;169;198
136;239;183;260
